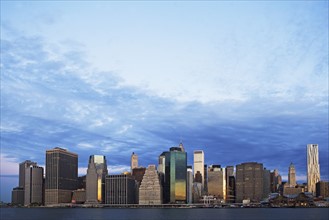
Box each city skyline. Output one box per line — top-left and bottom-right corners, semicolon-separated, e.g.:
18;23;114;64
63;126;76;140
1;1;328;203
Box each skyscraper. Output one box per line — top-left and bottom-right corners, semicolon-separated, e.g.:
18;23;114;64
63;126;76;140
131;152;138;171
288;162;296;187
236;162;264;202
24;165;44;205
186;166;193;204
45;147;78;205
307;144;320;195
163;146;187;203
19;160;37;188
86;155;108;203
193;150;204;187
207;165;226;201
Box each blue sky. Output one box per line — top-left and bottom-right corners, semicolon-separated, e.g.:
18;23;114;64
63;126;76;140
0;1;328;202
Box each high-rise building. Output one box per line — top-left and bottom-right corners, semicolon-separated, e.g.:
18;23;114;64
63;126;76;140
263;168;271;199
288;162;296;187
24;165;44;205
163;146;187;203
307;144;320;195
19;160;37;188
139;165;162;205
193;151;204;187
236;162;264;202
86;155;108;203
131;152;138;171
225;166;234;201
11;160;37;205
316;181;329;198
227;176;236;203
45;147;78;205
105;174;136;204
204;164;208;195
186;166;193;204
207;165;226;201
270;169;281;193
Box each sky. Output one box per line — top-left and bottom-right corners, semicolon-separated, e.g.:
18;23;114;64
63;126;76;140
0;1;328;202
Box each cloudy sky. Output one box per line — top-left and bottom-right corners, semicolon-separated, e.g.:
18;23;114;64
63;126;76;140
0;1;328;202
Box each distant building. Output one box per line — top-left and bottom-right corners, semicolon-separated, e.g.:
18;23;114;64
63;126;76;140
263;168;271;199
77;175;86;189
192;182;202;203
236;162;264;202
186;166;193;204
86;155;108;203
131;152;138;172
316;181;329;198
204;164;208;195
225;166;234;199
207;165;226;201
288;162;297;187
227;176;236;203
19;160;37;188
283;185;303;196
72;189;86;204
307;144;320;195
193;150;204;188
11;187;24;205
24;165;44;205
163;146;187;203
45;147;78;205
270;169;281;193
139;165;162;205
105;174;136;204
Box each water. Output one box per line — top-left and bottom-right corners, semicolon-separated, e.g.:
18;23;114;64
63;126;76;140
1;208;328;220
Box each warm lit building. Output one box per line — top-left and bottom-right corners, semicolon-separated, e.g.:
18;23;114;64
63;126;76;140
288;162;296;187
207;165;226;201
307;144;320;195
193;150;204;187
131;152;138;172
86;155;108;203
45;147;78;205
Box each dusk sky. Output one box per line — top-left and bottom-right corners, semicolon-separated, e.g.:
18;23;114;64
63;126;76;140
0;1;328;202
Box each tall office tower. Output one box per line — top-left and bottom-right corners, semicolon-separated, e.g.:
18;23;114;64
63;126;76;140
12;160;37;205
193;150;204;188
225;166;234;200
45;147;78;205
207;165;226;201
236;162;264;202
186;166;193;204
263;168;271;199
139;165;162;205
158;153;166;174
163;146;187;203
105;174;136;204
307;144;320;195
19;160;37;188
270;169;280;193
24;165;44;205
86;155;108;203
204;164;208;195
131;152;138;171
227;176;236;203
288;162;297;187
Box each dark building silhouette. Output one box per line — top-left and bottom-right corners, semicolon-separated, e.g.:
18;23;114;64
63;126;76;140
45;147;78;205
316;181;329;198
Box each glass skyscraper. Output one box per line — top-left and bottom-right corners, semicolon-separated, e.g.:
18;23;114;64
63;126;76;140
163;146;187;203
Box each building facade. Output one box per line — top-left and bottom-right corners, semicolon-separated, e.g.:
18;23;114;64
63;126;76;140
12;187;24;205
207;165;226;201
131;152;138;171
307;144;320;195
45;147;78;205
236;162;264;202
139;165;162;205
288;162;297;187
193;150;204;187
163;146;187;203
316;181;329;198
105;174;136;204
86;155;108;203
186;166;193;204
24;165;44;205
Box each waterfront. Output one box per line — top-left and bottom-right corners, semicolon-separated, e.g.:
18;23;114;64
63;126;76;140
1;208;328;220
